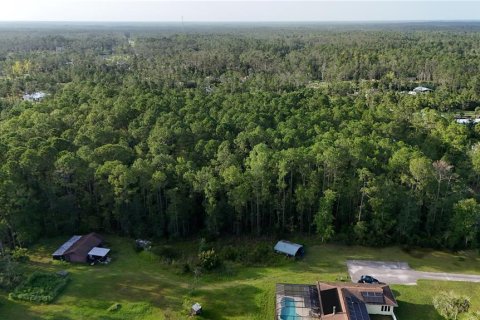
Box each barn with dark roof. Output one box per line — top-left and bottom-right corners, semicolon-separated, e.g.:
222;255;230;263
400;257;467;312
52;233;109;263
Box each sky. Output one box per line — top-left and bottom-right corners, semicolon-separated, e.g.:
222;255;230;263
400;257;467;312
0;0;480;22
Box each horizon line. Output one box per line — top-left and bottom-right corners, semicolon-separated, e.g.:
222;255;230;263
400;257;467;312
1;19;480;23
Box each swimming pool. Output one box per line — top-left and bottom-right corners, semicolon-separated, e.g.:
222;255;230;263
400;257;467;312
280;297;298;320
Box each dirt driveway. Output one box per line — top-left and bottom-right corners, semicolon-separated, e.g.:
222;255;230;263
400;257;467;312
347;260;480;285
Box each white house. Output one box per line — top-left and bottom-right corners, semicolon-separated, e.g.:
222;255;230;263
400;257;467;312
275;281;398;320
408;86;433;95
23;91;47;102
456;118;480;125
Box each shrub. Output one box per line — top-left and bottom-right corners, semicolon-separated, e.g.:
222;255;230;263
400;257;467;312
219;245;239;261
216;243;281;267
11;247;29;262
10;272;69;303
181;262;192;275
133;243;143;253
198;238;210;254
134;239;152;252
0;258;24;290
242;244;278;266
152;245;178;262
433;291;470;320
336;274;350;282
181;296;194;316
198;249;221;271
107;303;121;312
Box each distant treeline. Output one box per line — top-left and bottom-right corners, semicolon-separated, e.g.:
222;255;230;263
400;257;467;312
0;25;479;249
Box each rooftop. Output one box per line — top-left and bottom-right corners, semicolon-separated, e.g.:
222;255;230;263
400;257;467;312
276;282;397;320
23;91;47;101
52;235;82;257
317;282;398;320
274;240;304;257
88;247;110;257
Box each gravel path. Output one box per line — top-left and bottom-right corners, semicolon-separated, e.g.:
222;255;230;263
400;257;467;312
347;260;480;285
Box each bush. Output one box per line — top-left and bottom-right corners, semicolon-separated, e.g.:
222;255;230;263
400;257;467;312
133;243;143;253
11;248;29;263
217;243;281;267
198;249;221;271
181;296;194;316
243;244;278;266
134;239;152;252
336;274;350;282
152;245;178;262
198;238;210;254
10;272;69;303
218;245;240;261
107;303;121;312
433;291;470;320
0;258;24;290
181;263;192;275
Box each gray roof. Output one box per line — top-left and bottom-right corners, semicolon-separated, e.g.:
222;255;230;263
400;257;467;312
274;240;303;256
456;118;480;124
88;247;110;257
192;303;202;312
413;86;432;92
52;235;82;256
23;91;47;101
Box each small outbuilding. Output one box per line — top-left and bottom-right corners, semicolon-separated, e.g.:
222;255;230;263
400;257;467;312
88;247;111;262
191;303;202;315
274;240;304;258
408;86;433;95
52;233;109;263
456;118;480;125
23;91;47;102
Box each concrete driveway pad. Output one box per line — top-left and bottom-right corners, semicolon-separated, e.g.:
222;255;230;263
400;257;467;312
347;260;480;285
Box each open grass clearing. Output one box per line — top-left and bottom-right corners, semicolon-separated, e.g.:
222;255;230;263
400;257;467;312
0;236;478;319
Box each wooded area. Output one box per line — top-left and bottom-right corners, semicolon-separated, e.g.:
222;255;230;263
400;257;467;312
1;23;480;249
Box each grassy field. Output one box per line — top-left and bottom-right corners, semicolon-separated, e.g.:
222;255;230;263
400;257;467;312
0;236;479;319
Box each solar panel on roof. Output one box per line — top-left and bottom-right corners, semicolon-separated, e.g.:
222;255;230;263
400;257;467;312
346;296;370;320
52;235;82;256
361;291;385;304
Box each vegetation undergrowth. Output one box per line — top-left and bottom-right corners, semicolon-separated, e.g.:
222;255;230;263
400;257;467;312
9;272;69;303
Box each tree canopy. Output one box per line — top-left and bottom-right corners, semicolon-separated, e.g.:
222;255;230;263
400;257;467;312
0;23;480;248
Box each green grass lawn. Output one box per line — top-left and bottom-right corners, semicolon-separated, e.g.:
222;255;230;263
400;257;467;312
0;236;479;319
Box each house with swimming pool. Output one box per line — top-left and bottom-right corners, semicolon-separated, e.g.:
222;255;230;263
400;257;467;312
275;281;398;320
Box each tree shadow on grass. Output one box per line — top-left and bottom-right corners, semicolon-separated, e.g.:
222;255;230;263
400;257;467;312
194;284;262;320
392;289;401;298
395;300;443;320
0;295;46;320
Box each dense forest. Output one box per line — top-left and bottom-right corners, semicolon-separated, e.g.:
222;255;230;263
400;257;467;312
1;23;480;250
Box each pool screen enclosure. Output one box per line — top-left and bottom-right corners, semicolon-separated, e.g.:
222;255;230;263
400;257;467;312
275;284;321;319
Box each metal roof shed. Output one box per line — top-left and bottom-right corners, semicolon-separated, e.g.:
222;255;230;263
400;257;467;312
88;247;110;258
52;235;82;259
274;240;304;257
191;303;202;315
413;86;432;92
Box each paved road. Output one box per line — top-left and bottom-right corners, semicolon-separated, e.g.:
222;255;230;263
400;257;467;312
347;260;480;285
